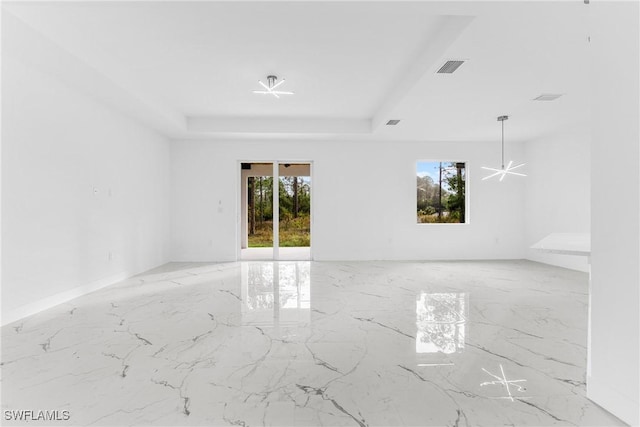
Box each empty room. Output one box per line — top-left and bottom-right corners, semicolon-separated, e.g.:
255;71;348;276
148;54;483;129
1;1;639;426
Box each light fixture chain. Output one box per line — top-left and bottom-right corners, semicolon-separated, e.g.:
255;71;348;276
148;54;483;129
501;119;505;169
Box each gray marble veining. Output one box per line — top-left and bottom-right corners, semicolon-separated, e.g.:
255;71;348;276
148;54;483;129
1;260;624;426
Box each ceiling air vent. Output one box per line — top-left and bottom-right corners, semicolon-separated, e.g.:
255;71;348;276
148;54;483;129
533;93;563;101
436;60;465;74
386;119;401;126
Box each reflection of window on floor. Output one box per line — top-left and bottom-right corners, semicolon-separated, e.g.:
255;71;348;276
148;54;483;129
241;262;310;328
246;262;277;310
416;292;467;354
417;161;466;223
277;263;311;309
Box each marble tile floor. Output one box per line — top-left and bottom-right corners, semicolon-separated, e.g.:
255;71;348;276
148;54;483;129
0;260;625;426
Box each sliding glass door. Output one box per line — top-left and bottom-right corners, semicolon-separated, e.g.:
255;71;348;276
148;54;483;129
240;162;312;261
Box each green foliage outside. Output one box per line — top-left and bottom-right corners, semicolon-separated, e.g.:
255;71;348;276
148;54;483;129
417;162;466;223
248;176;311;247
248;217;311;247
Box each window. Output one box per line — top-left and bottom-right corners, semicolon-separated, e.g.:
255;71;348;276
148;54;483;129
417;161;466;224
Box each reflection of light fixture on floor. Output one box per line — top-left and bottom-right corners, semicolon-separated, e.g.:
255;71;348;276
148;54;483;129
252;75;294;99
482;115;526;181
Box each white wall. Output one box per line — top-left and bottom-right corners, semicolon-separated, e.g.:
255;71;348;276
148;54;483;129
524;124;591;272
170;139;526;262
1;55;171;325
587;2;639;425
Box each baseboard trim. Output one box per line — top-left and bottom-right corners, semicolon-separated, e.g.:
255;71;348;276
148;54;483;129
2;271;131;326
587;374;639;426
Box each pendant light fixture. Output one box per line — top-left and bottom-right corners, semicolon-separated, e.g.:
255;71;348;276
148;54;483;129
482;115;526;181
252;75;294;99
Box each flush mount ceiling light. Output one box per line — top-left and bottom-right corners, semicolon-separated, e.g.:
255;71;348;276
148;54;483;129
481;115;527;182
252;75;294;99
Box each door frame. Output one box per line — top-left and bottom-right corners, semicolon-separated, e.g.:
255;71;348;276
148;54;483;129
237;160;314;261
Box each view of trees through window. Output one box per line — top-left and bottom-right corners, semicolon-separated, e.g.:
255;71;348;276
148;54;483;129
248;176;311;247
417;161;466;223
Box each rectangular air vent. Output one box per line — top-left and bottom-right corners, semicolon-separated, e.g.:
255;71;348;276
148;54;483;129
436;60;465;74
533;93;563;101
386;119;401;126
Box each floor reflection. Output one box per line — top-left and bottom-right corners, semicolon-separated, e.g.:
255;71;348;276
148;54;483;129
480;363;530;401
416;292;468;355
241;262;311;329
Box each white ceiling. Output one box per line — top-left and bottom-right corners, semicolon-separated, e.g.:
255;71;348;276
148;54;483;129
2;1;592;143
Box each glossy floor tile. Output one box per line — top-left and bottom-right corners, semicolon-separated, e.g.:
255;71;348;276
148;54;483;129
1;261;624;426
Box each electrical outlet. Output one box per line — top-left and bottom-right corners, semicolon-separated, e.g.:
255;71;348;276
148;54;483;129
108;251;113;261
